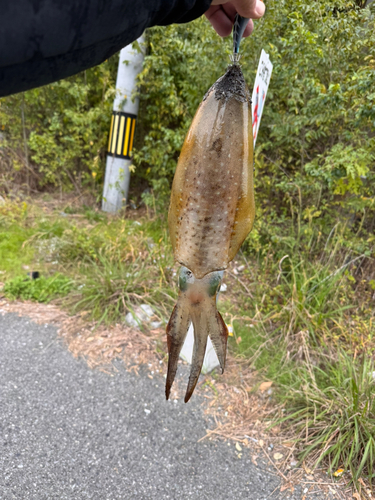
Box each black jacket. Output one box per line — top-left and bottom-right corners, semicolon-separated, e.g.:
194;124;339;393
0;0;211;97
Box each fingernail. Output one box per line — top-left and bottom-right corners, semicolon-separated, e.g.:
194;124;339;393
255;1;266;17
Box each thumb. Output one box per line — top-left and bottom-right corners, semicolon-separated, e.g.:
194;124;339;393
233;0;265;18
210;0;265;19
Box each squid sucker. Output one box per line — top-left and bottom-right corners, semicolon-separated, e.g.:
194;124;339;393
166;64;255;403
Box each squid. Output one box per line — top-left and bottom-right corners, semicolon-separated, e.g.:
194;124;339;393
166;16;255;402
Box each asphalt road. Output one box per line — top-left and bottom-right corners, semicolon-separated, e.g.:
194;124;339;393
0;312;325;500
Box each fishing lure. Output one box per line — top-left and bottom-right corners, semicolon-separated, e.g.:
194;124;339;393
232;14;249;62
165;15;255;402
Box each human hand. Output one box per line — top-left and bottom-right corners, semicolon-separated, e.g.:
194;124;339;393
205;0;265;38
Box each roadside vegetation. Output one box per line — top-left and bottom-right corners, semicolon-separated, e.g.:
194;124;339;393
0;197;176;322
0;0;374;493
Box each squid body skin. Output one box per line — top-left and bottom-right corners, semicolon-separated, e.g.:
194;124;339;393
166;64;255;403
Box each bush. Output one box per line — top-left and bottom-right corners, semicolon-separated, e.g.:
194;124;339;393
134;0;375;234
0;57;118;192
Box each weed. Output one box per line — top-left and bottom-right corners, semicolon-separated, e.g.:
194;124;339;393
0;224;35;277
236;224;361;353
229;222;375;489
71;252;175;324
3;273;73;302
0;198;28;225
278;352;375;488
50;216;177;323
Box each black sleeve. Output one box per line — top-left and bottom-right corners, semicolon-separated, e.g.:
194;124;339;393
0;0;212;97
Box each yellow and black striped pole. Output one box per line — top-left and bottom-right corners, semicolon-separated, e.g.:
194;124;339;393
102;38;145;213
107;111;137;160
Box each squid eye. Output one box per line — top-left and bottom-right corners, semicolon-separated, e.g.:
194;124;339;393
208;274;221;297
179;275;188;292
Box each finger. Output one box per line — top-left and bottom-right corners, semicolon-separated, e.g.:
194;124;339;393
211;0;265;20
242;19;254;37
205;6;233;38
220;3;254;36
219;2;237;22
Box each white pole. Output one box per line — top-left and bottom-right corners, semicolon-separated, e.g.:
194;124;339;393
102;36;145;213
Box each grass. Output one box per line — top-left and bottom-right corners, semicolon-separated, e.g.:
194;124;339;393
225;224;375;490
3;273;73;302
0;224;35;277
0;196;176;324
70;250;175;324
278;352;375;484
0;200;35;277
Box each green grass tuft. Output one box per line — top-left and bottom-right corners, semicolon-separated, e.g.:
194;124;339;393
278;352;375;486
3;273;73;302
70;252;175;324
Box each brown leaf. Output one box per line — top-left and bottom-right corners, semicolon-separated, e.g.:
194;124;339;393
251;455;258;466
282;441;294;448
259;381;273;392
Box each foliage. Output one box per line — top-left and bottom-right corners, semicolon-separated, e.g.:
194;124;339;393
0;199;34;276
254;0;375;224
71;251;175;324
56;216;176;323
231;223;368;354
3;273;73;302
134;0;375;232
0;198;28;223
0;57;118;192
